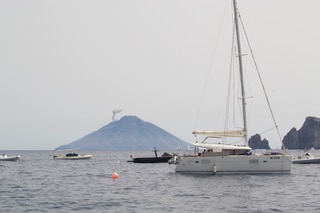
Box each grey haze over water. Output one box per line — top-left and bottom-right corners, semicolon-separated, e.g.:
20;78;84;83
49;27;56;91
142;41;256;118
1;150;320;212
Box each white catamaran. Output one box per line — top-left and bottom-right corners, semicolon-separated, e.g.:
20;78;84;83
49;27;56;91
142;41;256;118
170;0;292;174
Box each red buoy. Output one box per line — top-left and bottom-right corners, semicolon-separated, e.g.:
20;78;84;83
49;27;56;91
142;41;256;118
112;172;119;180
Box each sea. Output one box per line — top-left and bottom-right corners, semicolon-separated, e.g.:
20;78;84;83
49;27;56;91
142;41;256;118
1;150;320;213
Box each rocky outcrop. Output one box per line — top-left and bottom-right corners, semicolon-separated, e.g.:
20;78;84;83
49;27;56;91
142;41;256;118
248;134;271;149
283;116;320;149
55;115;190;151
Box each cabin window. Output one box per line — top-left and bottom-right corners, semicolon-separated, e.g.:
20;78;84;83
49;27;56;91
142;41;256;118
250;159;259;164
201;160;211;164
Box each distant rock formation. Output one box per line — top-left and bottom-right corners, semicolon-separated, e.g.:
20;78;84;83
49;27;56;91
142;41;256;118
248;134;271;149
55;115;190;151
283;116;320;149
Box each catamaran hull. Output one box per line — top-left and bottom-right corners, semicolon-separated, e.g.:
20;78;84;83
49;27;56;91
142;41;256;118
175;155;292;174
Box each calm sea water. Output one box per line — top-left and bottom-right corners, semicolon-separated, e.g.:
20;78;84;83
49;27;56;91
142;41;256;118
1;150;320;213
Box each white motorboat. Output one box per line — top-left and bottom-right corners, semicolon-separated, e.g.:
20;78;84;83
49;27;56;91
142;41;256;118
293;152;320;164
0;154;21;161
169;0;292;174
53;151;92;160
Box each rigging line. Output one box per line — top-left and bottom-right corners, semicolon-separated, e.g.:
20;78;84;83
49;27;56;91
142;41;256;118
258;126;277;135
238;13;285;149
193;0;231;131
224;20;236;136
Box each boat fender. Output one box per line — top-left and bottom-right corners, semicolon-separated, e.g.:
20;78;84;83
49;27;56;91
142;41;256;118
213;164;217;175
173;156;177;164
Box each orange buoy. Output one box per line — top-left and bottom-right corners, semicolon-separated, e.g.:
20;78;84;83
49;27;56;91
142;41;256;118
112;172;119;180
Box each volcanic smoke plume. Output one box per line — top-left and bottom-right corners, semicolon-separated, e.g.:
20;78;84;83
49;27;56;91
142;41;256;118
112;109;122;121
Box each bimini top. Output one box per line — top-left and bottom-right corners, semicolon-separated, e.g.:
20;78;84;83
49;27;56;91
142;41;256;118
192;129;250;151
192;130;247;138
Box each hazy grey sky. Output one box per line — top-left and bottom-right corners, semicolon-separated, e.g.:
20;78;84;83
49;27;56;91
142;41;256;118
1;0;320;150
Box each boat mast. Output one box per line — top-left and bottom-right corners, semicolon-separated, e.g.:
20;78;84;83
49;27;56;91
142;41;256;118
232;0;248;144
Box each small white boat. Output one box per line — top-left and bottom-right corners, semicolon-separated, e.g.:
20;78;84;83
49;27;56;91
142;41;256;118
293;152;320;164
0;154;21;161
53;151;92;160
